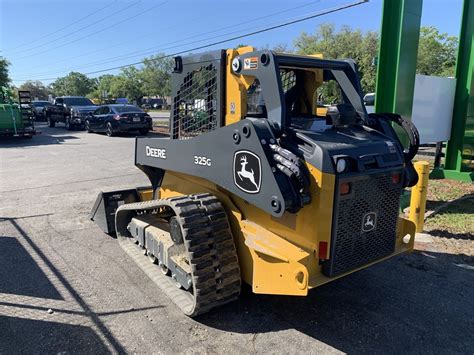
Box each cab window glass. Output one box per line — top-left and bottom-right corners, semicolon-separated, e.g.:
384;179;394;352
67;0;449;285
316;80;343;106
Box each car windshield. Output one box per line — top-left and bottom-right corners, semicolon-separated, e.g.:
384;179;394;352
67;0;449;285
112;105;143;113
63;97;94;106
33;101;49;107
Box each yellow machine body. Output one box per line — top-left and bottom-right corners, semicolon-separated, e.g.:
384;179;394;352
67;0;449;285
148;46;416;295
157;171;415;296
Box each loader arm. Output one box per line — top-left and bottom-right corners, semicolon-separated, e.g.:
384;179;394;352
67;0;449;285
135;117;303;217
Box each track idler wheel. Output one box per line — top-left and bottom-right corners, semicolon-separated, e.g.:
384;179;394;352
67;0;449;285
169;216;183;244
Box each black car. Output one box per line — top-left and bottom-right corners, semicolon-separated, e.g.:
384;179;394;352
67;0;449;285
31;100;50;121
85;104;152;137
142;98;166;109
44;96;97;130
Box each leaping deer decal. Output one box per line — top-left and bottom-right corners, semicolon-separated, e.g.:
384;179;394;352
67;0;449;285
364;215;374;229
237;155;258;189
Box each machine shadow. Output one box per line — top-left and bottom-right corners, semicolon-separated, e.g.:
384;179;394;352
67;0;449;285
93;131;169;138
1;217;126;353
426;193;474;209
0;236;62;300
0;315;109;353
0;126;80;148
428;228;473;240
199;251;474;353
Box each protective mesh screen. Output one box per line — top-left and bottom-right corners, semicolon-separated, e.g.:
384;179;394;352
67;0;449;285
280;69;296;93
172;64;218;139
323;173;402;277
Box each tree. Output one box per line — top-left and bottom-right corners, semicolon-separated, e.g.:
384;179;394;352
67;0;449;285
293;24;379;94
259;43;291;52
0;57;11;87
110;66;144;104
88;74;119;101
272;43;291;53
49;72;97;97
141;54;173;98
18;80;51;99
293;24;458;93
417;26;458;77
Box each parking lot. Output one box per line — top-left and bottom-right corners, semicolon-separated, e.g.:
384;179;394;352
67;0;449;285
0;123;473;353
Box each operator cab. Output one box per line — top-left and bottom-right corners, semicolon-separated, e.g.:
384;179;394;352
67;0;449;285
243;52;417;186
245;58;366;133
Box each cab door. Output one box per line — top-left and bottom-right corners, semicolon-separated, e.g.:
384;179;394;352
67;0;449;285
89;107;102;130
99;106;111;130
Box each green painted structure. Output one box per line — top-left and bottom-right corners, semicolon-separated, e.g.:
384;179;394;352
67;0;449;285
376;0;474;182
375;0;423;118
375;0;423;210
432;0;474;181
375;0;422;147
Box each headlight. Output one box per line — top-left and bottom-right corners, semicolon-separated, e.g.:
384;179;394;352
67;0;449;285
336;158;347;173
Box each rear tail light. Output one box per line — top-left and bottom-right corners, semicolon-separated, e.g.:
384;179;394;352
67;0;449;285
113;114;121;121
340;182;351;195
318;241;328;260
391;173;401;184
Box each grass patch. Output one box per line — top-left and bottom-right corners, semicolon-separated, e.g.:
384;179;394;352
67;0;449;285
423;178;473;239
146;109;170;113
425;197;474;237
427;179;473;202
152;119;169;127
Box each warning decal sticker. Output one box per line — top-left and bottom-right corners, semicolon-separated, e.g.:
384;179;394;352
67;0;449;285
243;57;258;70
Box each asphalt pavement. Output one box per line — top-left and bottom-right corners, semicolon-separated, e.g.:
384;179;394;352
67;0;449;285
0;123;473;353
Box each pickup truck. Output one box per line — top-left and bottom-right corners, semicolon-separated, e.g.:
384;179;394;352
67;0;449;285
44;96;97;130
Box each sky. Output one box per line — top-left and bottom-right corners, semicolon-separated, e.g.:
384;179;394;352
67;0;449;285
0;0;465;86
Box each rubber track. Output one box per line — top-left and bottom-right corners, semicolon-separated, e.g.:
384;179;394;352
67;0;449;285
115;193;241;317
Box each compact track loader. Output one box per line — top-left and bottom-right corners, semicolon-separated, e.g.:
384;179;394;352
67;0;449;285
91;47;421;316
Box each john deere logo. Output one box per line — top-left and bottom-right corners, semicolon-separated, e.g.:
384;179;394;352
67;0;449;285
361;212;377;232
233;151;261;194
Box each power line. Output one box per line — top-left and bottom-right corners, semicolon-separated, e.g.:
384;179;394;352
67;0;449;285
1;0;118;52
13;1;169;60
87;0;368;75
26;0;322;73
22;1;323;78
6;1;143;57
25;13;320;77
11;0;367;82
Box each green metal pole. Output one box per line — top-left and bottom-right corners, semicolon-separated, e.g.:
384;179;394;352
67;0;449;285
444;0;474;178
376;0;423;208
375;0;423;120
